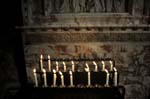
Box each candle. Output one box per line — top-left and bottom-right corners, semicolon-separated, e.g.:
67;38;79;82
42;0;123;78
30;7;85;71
56;61;59;72
109;61;113;71
33;68;38;87
53;69;57;87
59;71;64;86
85;63;89;69
101;61;105;71
93;61;98;72
85;63;91;86
105;69;109;86
113;67;118;86
48;55;51;72
40;54;43;70
71;61;75;72
63;61;66;72
69;71;73;86
43;69;47;87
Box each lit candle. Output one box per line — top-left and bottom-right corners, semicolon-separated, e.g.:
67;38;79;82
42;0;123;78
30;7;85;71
43;69;47;87
40;54;43;70
33;68;38;87
69;70;73;86
53;69;57;87
71;61;75;72
104;69;109;87
63;61;66;72
48;55;51;72
93;61;98;72
113;67;118;86
85;63;91;86
56;61;59;72
59;71;64;86
101;61;105;71
109;61;113;71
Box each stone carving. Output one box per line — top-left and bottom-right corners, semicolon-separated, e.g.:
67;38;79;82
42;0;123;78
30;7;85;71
45;0;126;14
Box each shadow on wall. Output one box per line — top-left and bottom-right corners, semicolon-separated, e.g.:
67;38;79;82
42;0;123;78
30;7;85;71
0;47;20;98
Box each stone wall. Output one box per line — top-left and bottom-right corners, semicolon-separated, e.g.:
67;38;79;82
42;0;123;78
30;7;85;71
21;0;150;99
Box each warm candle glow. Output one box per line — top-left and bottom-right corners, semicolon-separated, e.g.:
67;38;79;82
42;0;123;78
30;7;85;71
33;68;38;87
113;67;117;72
40;54;43;70
42;69;47;87
113;67;118;86
85;63;89;69
71;61;74;65
101;61;105;71
63;61;66;72
48;55;51;72
69;70;73;86
93;61;98;72
59;71;63;76
53;69;57;87
56;61;59;71
33;68;36;73
59;71;64;86
109;60;113;71
71;61;75;72
43;69;46;73
48;55;50;59
104;69;109;87
85;63;91;86
40;54;43;60
53;69;56;73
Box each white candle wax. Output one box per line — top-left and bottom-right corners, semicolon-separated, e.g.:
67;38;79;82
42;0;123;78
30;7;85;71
88;72;91;86
48;55;51;72
40;54;43;70
109;61;113;71
114;67;118;86
33;69;38;87
93;61;98;72
71;61;75;72
56;61;59;71
105;69;109;86
59;71;64;86
85;64;91;86
63;61;66;72
69;71;73;86
53;69;57;86
43;69;47;87
101;61;105;71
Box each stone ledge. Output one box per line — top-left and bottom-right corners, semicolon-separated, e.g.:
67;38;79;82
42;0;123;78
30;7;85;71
25;32;150;44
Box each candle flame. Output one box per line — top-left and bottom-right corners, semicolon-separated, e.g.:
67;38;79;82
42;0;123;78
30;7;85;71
85;63;89;68
56;61;58;66
59;71;63;76
113;67;117;72
109;61;113;66
69;70;72;75
53;69;56;73
104;69;109;74
85;68;89;72
33;68;36;73
101;61;105;66
63;61;66;66
93;61;97;66
43;69;46;73
48;55;50;59
71;61;74;65
40;54;43;59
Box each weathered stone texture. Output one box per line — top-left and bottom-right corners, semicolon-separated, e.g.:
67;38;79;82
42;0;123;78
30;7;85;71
21;0;150;99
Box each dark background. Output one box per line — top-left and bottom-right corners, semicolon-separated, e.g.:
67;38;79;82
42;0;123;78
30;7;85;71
0;0;25;98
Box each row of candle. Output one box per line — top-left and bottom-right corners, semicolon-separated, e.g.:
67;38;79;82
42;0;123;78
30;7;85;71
40;55;114;72
33;63;118;87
